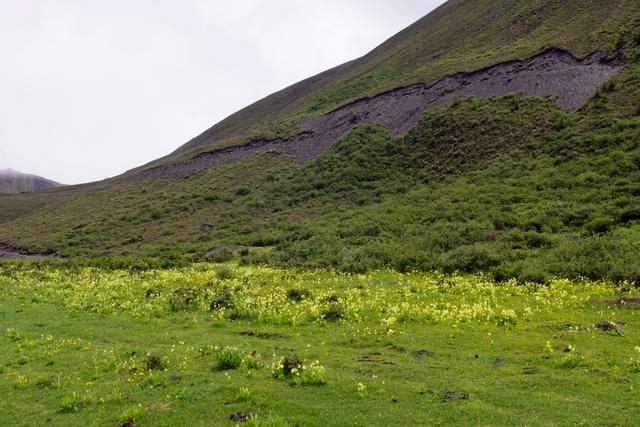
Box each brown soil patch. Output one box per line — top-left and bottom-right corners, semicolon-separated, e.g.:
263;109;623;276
229;411;252;422
440;391;469;401
595;320;623;336
412;349;436;358
608;298;640;309
239;331;285;339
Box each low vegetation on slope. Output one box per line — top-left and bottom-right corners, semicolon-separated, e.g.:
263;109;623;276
1;264;639;425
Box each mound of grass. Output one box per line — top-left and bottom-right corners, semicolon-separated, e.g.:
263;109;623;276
215;348;243;371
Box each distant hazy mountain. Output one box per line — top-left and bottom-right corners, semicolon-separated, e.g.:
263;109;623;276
0;169;63;193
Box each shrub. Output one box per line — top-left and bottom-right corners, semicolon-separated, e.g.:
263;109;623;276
618;205;640;223
294;360;327;385
516;267;550;285
59;392;88;413
215;348;243;371
545;236;640;281
494;309;518;328
560;353;584;369
271;355;327;385
443;245;500;273
287;288;311;302
5;328;24;342
235;187;251;196
235;387;252;402
245;354;263;370
144;353;165;371
321;303;344;322
524;232;553;249
226;308;256;321
119;405;144;423
149;209;163;220
584;216;614;235
208;250;233;263
279;354;302;377
169;287;201;311
215;265;234;280
209;285;235;311
578;171;606;185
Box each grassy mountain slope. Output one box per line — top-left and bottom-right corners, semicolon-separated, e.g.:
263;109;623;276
171;0;637;159
1;1;640;283
3;62;640;281
0;184;93;224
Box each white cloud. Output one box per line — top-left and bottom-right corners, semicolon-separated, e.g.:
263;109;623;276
0;0;445;184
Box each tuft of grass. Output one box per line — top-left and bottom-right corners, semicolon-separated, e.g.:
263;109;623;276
59;392;88;413
215;348;243;371
235;387;252;402
118;404;144;423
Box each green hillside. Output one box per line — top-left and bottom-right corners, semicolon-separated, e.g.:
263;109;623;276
1;0;640;284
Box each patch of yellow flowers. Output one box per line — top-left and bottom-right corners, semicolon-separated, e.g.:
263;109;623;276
0;264;626;328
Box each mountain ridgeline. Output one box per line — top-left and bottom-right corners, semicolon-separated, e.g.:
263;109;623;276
1;0;640;283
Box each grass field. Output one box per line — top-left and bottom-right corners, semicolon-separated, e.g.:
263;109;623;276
1;262;639;426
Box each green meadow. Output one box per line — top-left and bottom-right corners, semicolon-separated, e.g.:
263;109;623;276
1;263;639;426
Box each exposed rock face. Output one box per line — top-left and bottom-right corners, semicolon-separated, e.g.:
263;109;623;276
124;49;620;182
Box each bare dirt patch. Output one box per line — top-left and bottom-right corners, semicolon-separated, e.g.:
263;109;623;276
412;349;436;358
0;244;58;260
600;298;640;310
238;331;285;340
123;49;620;183
229;411;252;422
595;320;623;336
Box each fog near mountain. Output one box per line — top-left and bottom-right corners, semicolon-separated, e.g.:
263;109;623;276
0;0;444;185
0;168;62;193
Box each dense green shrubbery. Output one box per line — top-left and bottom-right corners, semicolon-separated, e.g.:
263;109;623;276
250;92;640;282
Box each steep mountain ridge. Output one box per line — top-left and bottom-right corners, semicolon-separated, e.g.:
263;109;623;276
123;48;620;182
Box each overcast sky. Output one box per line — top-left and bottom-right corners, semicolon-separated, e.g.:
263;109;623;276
0;0;445;184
